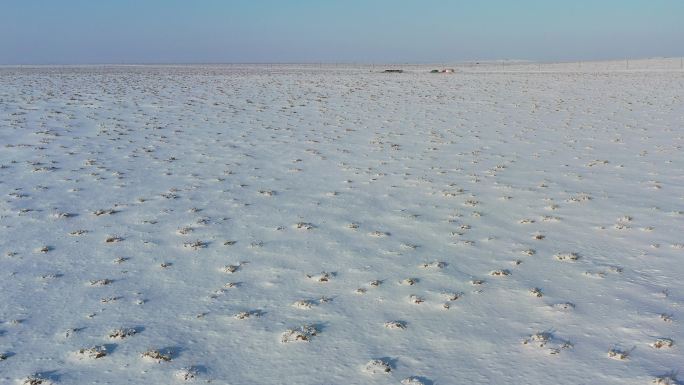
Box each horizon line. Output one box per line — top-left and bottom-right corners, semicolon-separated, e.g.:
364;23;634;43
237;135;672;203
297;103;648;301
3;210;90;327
1;56;682;67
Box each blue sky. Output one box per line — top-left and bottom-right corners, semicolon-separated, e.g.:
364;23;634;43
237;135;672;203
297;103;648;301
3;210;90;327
1;0;682;64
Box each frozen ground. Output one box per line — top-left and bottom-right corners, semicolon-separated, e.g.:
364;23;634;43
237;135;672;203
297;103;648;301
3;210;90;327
0;61;683;384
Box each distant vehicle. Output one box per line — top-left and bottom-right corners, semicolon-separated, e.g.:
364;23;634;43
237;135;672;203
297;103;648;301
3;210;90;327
431;68;455;73
383;69;404;73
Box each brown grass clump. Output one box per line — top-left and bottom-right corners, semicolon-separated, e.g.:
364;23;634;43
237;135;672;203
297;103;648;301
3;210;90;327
607;348;630;360
281;324;318;343
420;261;447;269
652;372;679;385
555;252;580;262
183;240;206;250
76;345;107;359
651;338;674;349
306;272;334;282
141;348;172;362
363;359;391;374
489;269;511;276
384;321;406;330
108;327;137;339
175;366;200;381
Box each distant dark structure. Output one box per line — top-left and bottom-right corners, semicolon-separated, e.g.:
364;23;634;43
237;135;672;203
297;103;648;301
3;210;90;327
383;69;404;73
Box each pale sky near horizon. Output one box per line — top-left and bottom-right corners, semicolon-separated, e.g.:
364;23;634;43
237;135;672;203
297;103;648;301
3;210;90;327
1;0;682;64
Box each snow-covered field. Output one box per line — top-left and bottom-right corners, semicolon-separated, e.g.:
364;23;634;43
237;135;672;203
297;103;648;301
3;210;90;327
1;62;683;384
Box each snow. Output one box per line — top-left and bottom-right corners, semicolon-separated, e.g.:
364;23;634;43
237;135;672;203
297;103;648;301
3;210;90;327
1;60;683;384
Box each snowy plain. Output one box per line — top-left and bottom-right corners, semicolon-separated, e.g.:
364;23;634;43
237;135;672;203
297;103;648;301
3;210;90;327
0;59;683;384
